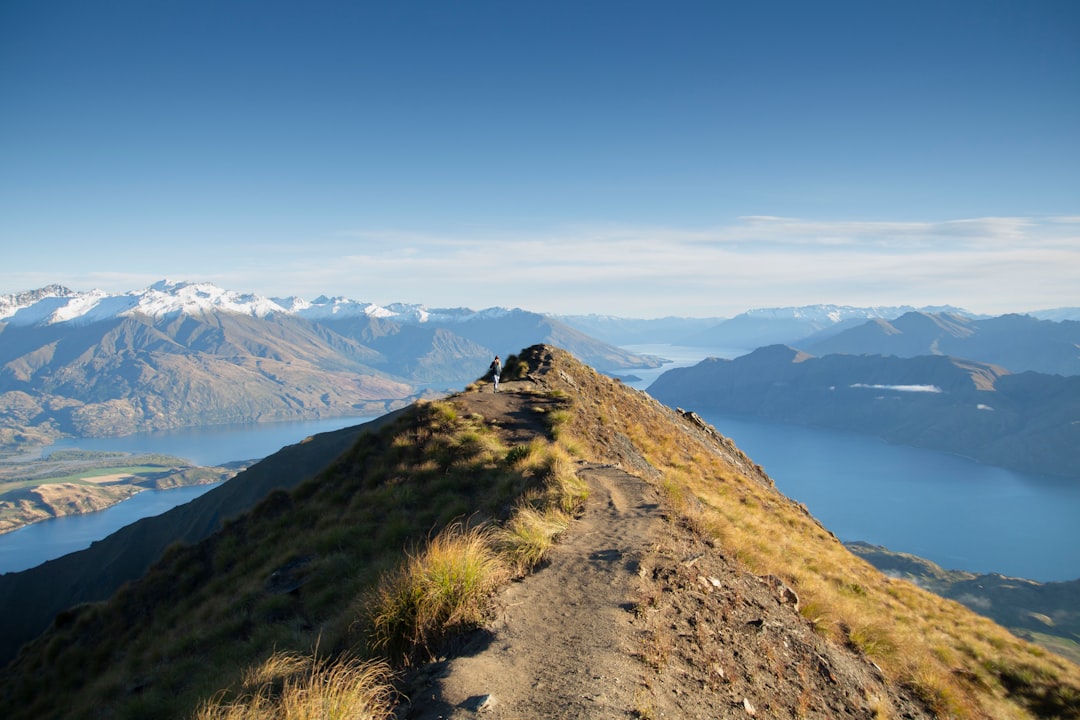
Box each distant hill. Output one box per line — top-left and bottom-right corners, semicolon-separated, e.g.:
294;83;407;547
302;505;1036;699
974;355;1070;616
678;304;972;349
0;281;660;447
647;345;1080;480
802;311;1080;376
0;345;1075;719
0;410;405;666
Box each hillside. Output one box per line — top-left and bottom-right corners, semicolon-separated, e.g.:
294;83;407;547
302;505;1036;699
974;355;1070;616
0;412;407;666
0;282;660;449
847;542;1080;666
1;346;1077;719
647;345;1080;480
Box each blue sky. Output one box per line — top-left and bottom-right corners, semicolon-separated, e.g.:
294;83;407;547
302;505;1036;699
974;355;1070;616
2;0;1078;317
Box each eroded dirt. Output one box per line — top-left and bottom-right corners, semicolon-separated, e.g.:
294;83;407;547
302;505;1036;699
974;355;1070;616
398;380;933;719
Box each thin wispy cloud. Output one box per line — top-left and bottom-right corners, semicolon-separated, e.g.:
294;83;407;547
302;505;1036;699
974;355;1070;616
289;215;1080;316
4;216;1076;318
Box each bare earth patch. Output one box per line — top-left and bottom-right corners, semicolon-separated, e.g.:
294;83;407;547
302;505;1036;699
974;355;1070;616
399;381;932;719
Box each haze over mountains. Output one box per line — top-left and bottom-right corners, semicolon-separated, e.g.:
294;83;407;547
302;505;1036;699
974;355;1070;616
0;281;659;447
3;280;1078;478
2;346;1078;719
561;304;1080;367
802;311;1080;376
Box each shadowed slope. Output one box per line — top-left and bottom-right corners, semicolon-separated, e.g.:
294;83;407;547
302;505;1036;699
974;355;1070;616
2;346;1077;719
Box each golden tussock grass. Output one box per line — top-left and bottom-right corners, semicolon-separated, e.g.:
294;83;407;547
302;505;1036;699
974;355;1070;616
366;522;510;666
495;504;571;577
193;651;397;720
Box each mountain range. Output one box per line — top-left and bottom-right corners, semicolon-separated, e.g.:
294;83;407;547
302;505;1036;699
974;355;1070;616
0;281;660;448
1;345;1077;719
647;344;1080;480
801;311;1080;376
560;305;1080;370
4;281;1078;482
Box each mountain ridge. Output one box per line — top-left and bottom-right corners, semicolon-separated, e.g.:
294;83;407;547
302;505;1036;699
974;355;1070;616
802;311;1080;376
1;345;1077;719
647;345;1080;480
0;283;661;449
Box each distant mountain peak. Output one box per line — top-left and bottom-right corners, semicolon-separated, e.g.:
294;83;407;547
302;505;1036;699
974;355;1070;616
0;284;82;321
738;304;971;322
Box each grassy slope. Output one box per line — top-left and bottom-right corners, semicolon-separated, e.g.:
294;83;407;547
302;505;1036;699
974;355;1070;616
848;541;1080;666
1;345;1077;719
0;382;573;718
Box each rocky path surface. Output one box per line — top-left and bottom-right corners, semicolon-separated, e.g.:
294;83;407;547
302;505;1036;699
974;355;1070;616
399;381;934;720
403;461;663;719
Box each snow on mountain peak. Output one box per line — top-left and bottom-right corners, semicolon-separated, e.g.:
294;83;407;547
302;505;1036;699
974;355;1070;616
289;295;399;320
133;280;286;319
2;281;520;327
0;281;287;326
0;284;80;321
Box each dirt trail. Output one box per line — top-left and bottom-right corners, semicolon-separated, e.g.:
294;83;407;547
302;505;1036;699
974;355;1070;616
400;379;934;719
403;461;663;719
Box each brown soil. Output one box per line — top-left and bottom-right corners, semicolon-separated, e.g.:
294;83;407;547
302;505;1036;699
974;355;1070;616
397;380;933;719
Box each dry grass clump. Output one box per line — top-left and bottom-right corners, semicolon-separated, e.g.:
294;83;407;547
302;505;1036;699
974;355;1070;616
495;504;571;577
365;434;587;663
193;651;396;720
537;444;589;514
501;353;530;381
367;523;510;666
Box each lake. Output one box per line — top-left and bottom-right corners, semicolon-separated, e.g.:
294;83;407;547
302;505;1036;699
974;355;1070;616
0;482;221;574
4;344;1079;582
628;345;1080;582
698;412;1080;583
42;414;378;466
1;415;375;574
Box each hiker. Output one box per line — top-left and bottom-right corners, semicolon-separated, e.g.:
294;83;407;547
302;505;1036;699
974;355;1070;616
490;355;502;392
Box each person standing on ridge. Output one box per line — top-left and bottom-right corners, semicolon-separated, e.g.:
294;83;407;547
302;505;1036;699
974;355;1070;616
490;355;502;393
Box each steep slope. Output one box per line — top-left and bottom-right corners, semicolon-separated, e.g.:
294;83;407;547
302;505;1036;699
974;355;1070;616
1;346;1077;719
648;346;1080;479
0;410;406;666
848;542;1080;666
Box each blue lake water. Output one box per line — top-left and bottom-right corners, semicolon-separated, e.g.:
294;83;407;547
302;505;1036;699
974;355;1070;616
626;345;1080;582
43;415;377;466
3;343;1078;582
698;412;1080;583
0;482;222;574
1;415;375;574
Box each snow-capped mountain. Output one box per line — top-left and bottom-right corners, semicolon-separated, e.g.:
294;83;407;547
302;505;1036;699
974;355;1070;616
0;280;517;328
0;280;284;326
0;281;660;448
